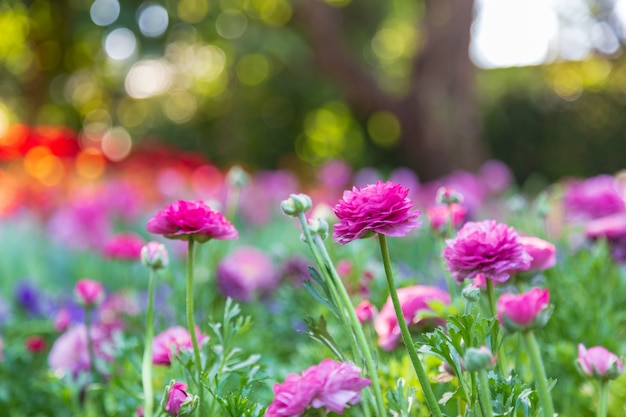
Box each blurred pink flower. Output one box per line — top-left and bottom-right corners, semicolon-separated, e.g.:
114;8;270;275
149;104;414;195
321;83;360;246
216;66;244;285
564;175;626;220
355;300;377;323
577;344;624;380
146;200;237;243
318;159;352;189
165;381;196;417
98;291;141;330
103;232;146;261
239;170;299;225
141;241;169;269
374;285;450;350
497;287;551;332
152;326;208;366
443;220;531;283
54;307;72;332
584;212;626;240
48;324;114;376
519;236;556;272
74;279;105;308
25;335;47;353
333;181;421;244
427;203;467;232
216;246;279;302
266;359;371;416
478;160;513;195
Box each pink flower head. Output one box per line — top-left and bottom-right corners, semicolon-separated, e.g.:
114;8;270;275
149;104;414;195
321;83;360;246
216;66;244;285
141;241;169;270
48;323;114;377
374;285;450;350
443;220;531;283
266;359;371;417
25;335;47;353
497;287;551;333
518;236;556;272
333;181;421;244
164;381;197;417
355;300;377;323
577;344;624;380
152;326;208;366
54;307;72;332
102;232;146;261
584;212;626;240
427;204;467;232
146;200;238;243
563;175;626;220
74;279;105;308
216;246;279;302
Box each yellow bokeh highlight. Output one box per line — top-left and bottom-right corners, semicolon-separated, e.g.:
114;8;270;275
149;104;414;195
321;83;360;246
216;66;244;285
367;111;401;148
236;54;270;86
551;67;583;101
23;146;64;185
75;149;106;179
117;98;149;128
178;0;210;23
372;28;405;61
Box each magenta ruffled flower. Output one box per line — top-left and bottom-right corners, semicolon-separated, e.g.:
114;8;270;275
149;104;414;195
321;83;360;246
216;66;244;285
497;287;551;333
146;200;238;243
374;285;450;350
266;359;371;417
443;220;531;283
333;181;421;244
577;344;624;380
152;326;208;366
103;232;146;261
216;246;279;302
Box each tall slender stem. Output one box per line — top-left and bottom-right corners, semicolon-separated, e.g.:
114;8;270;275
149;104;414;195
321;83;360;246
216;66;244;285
486;280;506;375
142;268;157;417
311;233;386;417
597;380;610;417
185;239;204;411
378;234;443;417
477;369;494;417
85;308;107;416
522;330;555;417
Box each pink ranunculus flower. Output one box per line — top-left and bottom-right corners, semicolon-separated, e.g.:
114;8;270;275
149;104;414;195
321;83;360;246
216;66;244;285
146;200;238;243
374;285;450;350
333;181;421;244
355;300;377;323
164;381;198;417
266;359;371;417
443;220;532;284
518;236;556;272
426;203;467;232
102;232;146;261
152;326;208;366
577;344;624;380
497;287;552;333
563;174;626;221
74;279;105;308
216;246;279;302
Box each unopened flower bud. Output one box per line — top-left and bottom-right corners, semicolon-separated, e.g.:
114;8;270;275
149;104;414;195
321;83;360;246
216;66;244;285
462;284;481;303
226;165;249;187
355;300;377;323
308;217;329;239
141;241;169;270
577;344;624;381
161;380;199;417
280;194;312;216
74;279;104;309
464;346;496;372
436;187;463;205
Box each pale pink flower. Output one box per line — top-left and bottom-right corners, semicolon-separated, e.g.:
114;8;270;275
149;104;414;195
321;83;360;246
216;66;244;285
102;232;146;261
577;344;624;380
146;200;237;243
54;307;72;332
374;285;450;350
98;291;141;330
478;160;513;195
497;287;551;332
519;236;556;271
427;204;467;232
355;300;377;323
141;241;169;269
74;279;105;308
152;326;208;366
216;246;279;302
48;324;114;376
333;181;421;244
443;220;531;283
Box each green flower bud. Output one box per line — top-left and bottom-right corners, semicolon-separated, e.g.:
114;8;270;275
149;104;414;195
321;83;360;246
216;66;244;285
141;242;169;270
226;165;250;187
462;284;481;303
280;194;313;216
308;217;329;240
464;346;496;372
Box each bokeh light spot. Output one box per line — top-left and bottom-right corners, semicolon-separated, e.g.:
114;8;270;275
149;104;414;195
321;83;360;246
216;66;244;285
367;111;401;148
236;54;270;86
104;27;137;61
102;126;132;161
371;28;405;61
90;0;120;26
138;3;169;38
23;146;64;185
117;98;150;128
163;91;197;123
125;59;172;98
552;68;583;101
216;9;248;39
177;0;209;24
76;149;106;179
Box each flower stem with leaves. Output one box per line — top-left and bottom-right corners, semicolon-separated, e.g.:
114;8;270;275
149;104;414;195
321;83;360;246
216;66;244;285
185;239;204;411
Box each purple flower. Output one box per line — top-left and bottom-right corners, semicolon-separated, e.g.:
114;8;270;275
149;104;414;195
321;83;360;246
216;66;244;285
102;232;146;261
564;175;626;220
577;344;624;380
15;281;44;316
146;200;238;243
333;181;421;244
443;220;531;283
497;287;551;332
216;246;279;302
374;285;450;350
266;359;371;417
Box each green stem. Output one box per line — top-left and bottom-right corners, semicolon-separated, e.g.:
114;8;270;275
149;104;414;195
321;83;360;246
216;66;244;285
378;234;443;417
186;239;204;412
522;331;555;417
597;380;610;417
311;233;386;417
142;268;157;417
85;308;107;416
485;280;506;376
477;369;494;417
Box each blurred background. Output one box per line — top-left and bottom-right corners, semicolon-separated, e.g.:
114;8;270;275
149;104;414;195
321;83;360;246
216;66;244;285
1;0;626;187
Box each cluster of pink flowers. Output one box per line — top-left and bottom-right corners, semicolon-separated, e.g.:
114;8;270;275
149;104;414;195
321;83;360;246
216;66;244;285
266;359;371;417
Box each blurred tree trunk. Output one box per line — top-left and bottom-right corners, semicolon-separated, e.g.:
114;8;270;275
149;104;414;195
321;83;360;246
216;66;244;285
293;0;487;180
